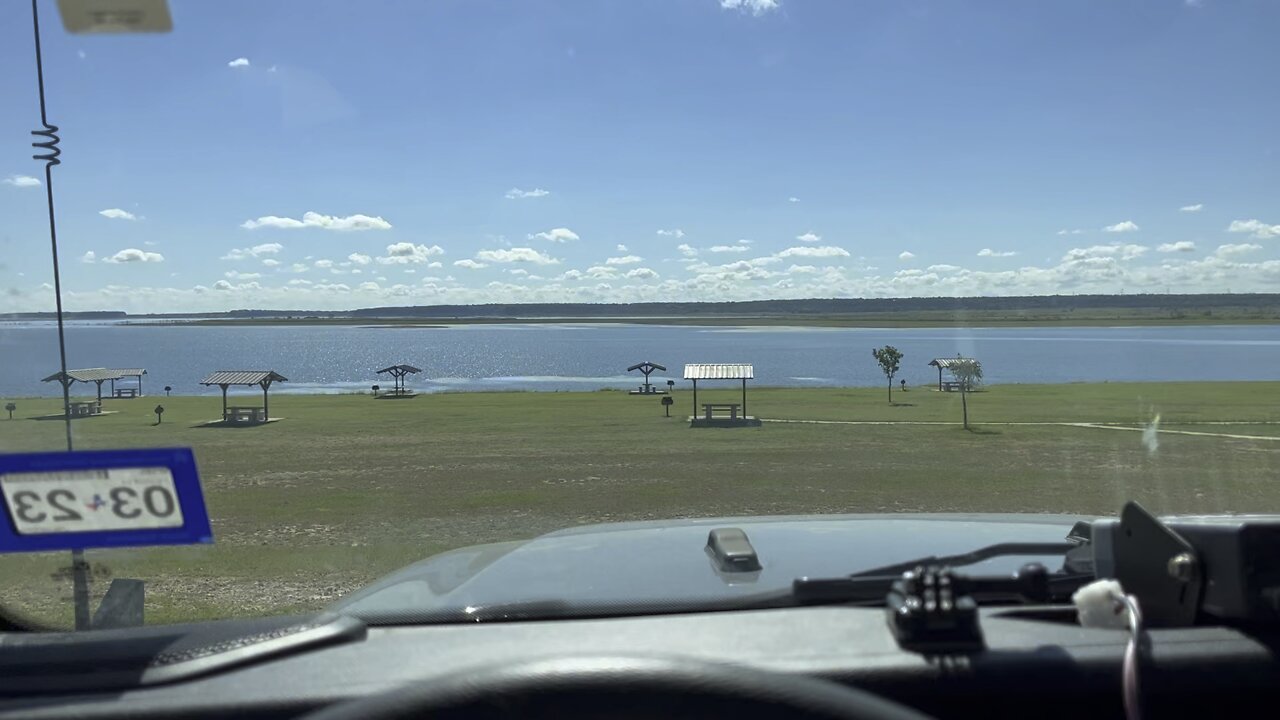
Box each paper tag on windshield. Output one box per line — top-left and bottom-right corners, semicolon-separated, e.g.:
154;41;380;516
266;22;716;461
57;0;173;34
0;448;211;553
1;467;184;535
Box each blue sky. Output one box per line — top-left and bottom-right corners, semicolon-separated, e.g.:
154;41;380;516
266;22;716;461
1;0;1278;312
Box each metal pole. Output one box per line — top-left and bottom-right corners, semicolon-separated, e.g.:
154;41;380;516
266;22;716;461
262;382;269;420
742;378;747;418
29;0;91;631
692;380;697;417
221;384;228;417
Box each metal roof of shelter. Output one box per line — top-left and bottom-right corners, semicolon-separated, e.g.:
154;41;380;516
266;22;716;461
683;364;754;380
928;357;976;369
42;368;145;383
628;361;667;372
376;365;422;375
200;371;288;386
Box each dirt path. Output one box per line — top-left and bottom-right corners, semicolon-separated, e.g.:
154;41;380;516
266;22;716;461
761;418;1280;441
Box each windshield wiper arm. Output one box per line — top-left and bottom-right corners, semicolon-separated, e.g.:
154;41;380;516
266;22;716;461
792;541;1084;605
847;541;1077;579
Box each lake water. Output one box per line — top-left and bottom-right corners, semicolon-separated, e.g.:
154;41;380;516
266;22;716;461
1;322;1277;398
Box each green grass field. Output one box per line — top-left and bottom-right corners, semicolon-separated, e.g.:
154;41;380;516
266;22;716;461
2;382;1279;627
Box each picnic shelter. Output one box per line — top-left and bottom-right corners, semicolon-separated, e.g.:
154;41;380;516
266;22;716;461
627;361;667;395
683;363;761;427
375;364;421;398
200;370;288;425
928;356;977;391
42;368;147;400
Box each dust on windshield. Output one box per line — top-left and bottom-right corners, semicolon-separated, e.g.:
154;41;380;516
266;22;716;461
2;0;1279;629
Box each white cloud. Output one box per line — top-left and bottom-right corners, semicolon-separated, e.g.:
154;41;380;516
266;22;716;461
1157;241;1196;253
508;268;529;277
376;243;445;264
80;251;96;264
677;244;698;257
505;187;550;199
1216;243;1262;257
787;197;800;203
288;279;311;286
314;259;334;269
1062;244;1148;262
625;267;660;280
288;263;309;273
616;244;628;252
241;211;392;231
796;231;822;243
584;265;618;279
1227;219;1280;240
776;245;851;258
213;280;234;290
1179;203;1203;213
1103;220;1140;233
358;281;380;292
605;255;642;266
98;208;136;221
348;253;372;265
656;229;685;238
475;247;560;265
977;248;1017;257
228;58;250;68
1057;229;1084;236
262;258;281;267
224;270;261;280
898;251;915;261
3;175;40;187
529;227;579;243
103;248;164;263
709;244;750;253
454;259;488;269
720;0;779;17
221;242;284;260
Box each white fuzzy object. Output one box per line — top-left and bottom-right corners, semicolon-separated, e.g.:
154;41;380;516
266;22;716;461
1073;579;1131;629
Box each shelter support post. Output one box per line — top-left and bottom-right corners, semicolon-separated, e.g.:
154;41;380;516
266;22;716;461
742;378;747;417
692;379;697;417
261;380;271;420
220;384;228;416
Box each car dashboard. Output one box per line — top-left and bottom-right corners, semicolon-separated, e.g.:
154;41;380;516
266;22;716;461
1;602;1276;719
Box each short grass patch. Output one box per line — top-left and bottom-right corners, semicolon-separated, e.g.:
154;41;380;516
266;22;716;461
2;382;1278;626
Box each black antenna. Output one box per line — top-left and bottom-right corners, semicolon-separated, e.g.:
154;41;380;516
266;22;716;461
30;0;72;453
30;0;90;631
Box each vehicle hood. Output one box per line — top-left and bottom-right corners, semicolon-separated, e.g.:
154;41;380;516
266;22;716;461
331;513;1085;620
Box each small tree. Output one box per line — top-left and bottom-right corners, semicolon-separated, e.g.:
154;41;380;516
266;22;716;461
949;358;983;430
871;346;903;404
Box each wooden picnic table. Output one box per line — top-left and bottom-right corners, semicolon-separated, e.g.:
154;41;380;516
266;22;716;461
68;401;101;417
224;406;266;424
702;402;742;420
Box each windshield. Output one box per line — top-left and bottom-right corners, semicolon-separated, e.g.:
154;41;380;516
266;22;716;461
2;0;1279;630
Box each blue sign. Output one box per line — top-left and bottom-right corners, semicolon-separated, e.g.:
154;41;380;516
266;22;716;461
0;448;212;553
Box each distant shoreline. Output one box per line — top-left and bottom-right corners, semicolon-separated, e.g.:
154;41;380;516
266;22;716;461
124;313;1280;329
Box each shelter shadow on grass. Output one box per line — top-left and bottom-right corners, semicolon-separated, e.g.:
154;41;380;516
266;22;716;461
890;403;916;408
964;427;1002;436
